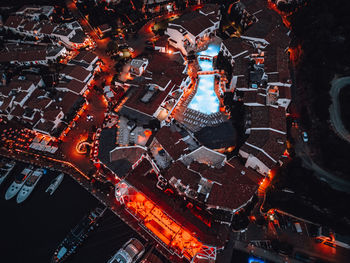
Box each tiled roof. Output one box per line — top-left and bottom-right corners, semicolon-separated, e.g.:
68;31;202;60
66;79;87;94
34;119;55;133
22;20;36;31
233;56;250;76
249;105;286;132
243;129;286;165
74;51;98;64
110;146;146;165
182;146;226;168
264;45;289;82
4;16;23;28
13;91;28;103
10;104;25;117
194;122;237;149
98;23;111;32
277;85;291;100
38;23;57;34
242;8;282;40
154;126;188;160
53;26;73;36
171;11;213;36
0;97;12;112
8;79;34;91
201;162;258;210
43;106;61;122
25;89;51;110
0;49;47;63
124;53;186;116
60;65;91;82
222;38;253;57
240;0;267;14
163;160;201;189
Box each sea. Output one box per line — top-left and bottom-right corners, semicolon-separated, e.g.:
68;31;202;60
0;161;144;263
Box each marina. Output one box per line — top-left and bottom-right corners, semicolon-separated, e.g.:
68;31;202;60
0;160;169;263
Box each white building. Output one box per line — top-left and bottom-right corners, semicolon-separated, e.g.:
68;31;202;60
166;5;221;55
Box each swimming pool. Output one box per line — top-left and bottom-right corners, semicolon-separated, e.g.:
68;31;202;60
188;43;221;115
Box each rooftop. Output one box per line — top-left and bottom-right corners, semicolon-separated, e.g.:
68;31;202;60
154;126;188;160
170;11;214;37
194;121;237;150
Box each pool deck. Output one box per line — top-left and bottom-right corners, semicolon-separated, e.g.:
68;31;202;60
171;41;229;132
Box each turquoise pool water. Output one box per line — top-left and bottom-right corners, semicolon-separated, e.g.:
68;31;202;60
188;43;221;115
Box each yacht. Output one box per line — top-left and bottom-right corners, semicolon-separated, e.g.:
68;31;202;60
5;167;33;200
16;168;45;203
107;238;145;263
0;160;15;186
52;207;106;263
46;173;64;195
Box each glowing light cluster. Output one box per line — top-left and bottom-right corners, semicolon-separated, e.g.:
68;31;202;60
125;192;203;260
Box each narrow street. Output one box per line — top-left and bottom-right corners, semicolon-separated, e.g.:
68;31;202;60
59;88;107;175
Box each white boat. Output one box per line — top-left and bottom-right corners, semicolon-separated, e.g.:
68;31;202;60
0;161;15;186
107;238;145;263
46;173;64;195
16;168;45;203
5;167;32;200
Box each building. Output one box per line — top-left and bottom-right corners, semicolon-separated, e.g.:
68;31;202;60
220;37;253;65
121;52;189;123
166;4;221;55
239;105;287;175
97;24;112;38
0;43;67;66
3;15;89;49
149;125;188;168
15;5;54;20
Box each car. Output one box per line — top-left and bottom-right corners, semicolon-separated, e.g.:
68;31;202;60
302;132;308;142
145;40;153;45
145;46;154;51
128;47;134;52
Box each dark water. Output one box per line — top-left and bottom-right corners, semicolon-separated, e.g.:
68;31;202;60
0;161;139;263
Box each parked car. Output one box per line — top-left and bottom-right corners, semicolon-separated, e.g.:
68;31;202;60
302;132;308;142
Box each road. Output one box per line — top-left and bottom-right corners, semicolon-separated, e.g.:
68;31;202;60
291;125;350;193
329;76;350;143
66;0;116;81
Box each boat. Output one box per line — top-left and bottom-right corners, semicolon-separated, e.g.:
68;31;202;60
0;160;15;186
107;238;145;263
51;206;106;263
5;167;33;200
46;173;64;195
16;168;45;203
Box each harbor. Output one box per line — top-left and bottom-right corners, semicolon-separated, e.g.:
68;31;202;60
0;160;153;263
